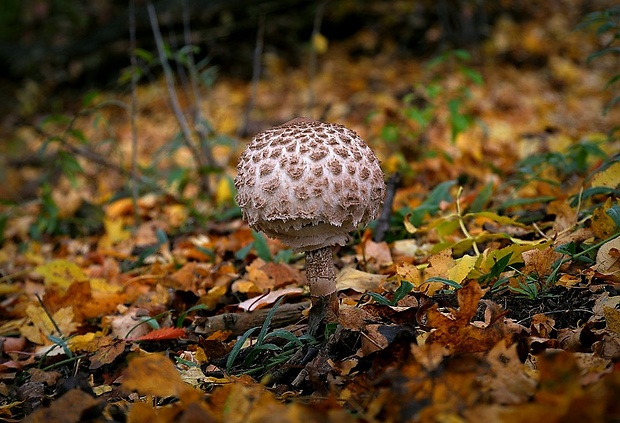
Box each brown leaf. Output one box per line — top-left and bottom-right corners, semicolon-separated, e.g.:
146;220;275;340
27;368;61;385
530;313;555;338
426;280;507;353
479;341;537;404
22;388;100;423
522;246;562;278
89;341;127;370
122;353;201;402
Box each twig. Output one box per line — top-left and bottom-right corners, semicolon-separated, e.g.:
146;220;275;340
306;0;328;116
456;186;480;256
373;172;400;242
129;0;141;224
35;294;63;337
182;0;216;169
191;301;310;337
238;10;266;137
146;2;209;194
34;122;184;203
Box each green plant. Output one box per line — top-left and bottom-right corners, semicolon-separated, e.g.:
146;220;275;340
120;227;169;272
578;5;620;115
367;280;415;306
376;49;483;167
500;139;609;213
225;297;316;376
509;270;541;301
234;231;297;263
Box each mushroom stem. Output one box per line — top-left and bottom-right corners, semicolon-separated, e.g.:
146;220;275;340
305;246;339;337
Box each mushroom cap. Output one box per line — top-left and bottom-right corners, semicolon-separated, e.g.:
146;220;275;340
234;117;386;252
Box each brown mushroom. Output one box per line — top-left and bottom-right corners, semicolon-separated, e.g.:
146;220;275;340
234;117;386;336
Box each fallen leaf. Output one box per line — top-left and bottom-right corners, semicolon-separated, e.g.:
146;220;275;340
22;388;101;423
336;267;386;293
237;287;304;312
591;199;618;239
478;341;538;404
20;304;78;345
130;327;187;341
422;249;455;295
522;246;562;278
603;306;620;335
122;353;201;402
89;341;128;370
530;314;555;338
595;236;620;281
591;161;620;189
426;280;507;353
447;254;477;284
34;260;87;290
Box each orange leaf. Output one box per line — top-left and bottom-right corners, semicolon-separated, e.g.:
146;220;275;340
130;327;186;341
122;353;200;402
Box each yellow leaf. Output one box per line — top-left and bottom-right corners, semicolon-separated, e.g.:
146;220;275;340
163;203;187;228
336;267;386;293
0;283;20;295
312;32;329;54
89;277;122;293
21;305;78;345
556;274;581;288
35;260;87;290
471;241;550;278
103;217;130;244
396;262;423;287
67;332;97;351
200;285;228;310
403;212;418;234
122;353;201;402
592;198;619;239
603;306;620;335
448;254;477;284
215;176;234;206
591;162;620;189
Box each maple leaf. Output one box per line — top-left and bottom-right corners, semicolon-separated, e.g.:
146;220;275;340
425;280;508;353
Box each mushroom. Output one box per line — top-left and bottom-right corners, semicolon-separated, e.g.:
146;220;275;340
234;117;386;335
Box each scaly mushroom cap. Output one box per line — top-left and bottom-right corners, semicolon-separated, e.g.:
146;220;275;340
234;117;386;252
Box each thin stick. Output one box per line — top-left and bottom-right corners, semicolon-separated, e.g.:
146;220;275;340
146;2;209;194
35;294;63;337
129;0;140;224
306;0;328;116
239;10;266;137
182;0;216;168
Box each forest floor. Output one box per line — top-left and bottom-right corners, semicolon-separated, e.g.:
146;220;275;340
1;5;620;423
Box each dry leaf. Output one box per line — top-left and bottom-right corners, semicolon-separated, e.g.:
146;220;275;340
336;267;386;293
122;353;201;402
426;281;507;353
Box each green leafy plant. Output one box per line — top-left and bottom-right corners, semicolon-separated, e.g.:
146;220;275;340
121;227;169;272
501;139;608;214
509;269;542;301
376;49;483;171
234;231;296;263
225;297;316;376
368;280;415;306
578;5;620;115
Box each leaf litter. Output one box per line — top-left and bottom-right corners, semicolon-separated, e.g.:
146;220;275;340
1;4;620;423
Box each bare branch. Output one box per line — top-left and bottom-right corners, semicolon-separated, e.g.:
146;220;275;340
238;10;266;137
129;0;141;224
147;1;210;194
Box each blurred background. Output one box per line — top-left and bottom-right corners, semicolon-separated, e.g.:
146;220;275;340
0;0;618;241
